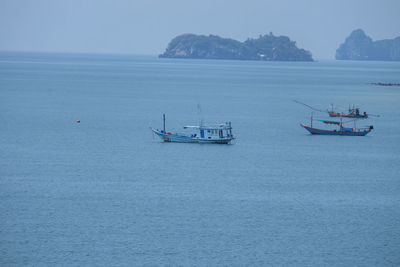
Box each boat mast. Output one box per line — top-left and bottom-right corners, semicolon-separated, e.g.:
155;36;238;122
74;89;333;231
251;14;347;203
163;114;166;132
311;112;313;127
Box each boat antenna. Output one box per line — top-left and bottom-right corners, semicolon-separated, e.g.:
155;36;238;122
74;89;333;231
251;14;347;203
163;114;166;132
197;103;204;127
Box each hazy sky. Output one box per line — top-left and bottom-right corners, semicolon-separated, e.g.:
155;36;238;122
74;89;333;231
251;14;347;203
1;0;399;59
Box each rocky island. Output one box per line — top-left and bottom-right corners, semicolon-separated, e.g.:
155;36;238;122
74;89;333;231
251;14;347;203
336;29;400;61
159;33;313;61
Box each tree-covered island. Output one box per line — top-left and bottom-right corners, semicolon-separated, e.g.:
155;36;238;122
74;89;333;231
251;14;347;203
159;33;313;61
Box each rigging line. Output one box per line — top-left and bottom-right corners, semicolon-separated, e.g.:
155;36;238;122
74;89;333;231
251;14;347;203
334;104;347;110
341;118;367;124
293;100;326;113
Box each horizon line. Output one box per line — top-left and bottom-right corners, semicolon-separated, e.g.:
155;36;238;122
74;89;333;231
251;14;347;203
0;49;336;61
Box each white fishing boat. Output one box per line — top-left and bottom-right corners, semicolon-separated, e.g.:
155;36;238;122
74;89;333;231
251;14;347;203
151;114;235;144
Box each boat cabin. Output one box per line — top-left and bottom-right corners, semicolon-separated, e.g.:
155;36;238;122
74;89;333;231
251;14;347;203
184;122;233;140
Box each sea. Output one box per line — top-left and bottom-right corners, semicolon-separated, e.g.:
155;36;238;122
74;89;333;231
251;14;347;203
0;51;399;266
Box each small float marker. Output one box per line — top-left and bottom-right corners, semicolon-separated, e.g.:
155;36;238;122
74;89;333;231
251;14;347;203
76;120;80;123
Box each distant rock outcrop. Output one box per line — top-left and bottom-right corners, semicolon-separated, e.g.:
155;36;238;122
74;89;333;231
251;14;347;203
159;33;313;61
336;29;400;61
371;82;400;87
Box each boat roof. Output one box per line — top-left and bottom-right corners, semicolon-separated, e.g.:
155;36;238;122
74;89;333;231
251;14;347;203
318;119;340;125
184;123;231;130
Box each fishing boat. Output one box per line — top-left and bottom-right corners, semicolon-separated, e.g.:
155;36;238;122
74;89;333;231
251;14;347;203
151;114;235;144
294;101;377;118
328;105;368;118
300;114;373;136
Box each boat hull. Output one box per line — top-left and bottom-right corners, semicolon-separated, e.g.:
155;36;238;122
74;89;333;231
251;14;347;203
152;129;234;144
300;124;371;136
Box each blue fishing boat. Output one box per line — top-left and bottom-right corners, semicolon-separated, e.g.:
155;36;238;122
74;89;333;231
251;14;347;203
300;114;373;136
151;114;235;144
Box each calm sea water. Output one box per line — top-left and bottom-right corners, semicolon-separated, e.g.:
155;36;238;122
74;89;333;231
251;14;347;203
1;52;399;266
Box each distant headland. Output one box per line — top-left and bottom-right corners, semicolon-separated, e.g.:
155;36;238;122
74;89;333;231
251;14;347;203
336;29;400;61
159;33;313;61
371;82;400;87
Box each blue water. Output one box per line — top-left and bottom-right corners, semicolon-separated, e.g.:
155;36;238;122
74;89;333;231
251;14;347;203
1;52;400;266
